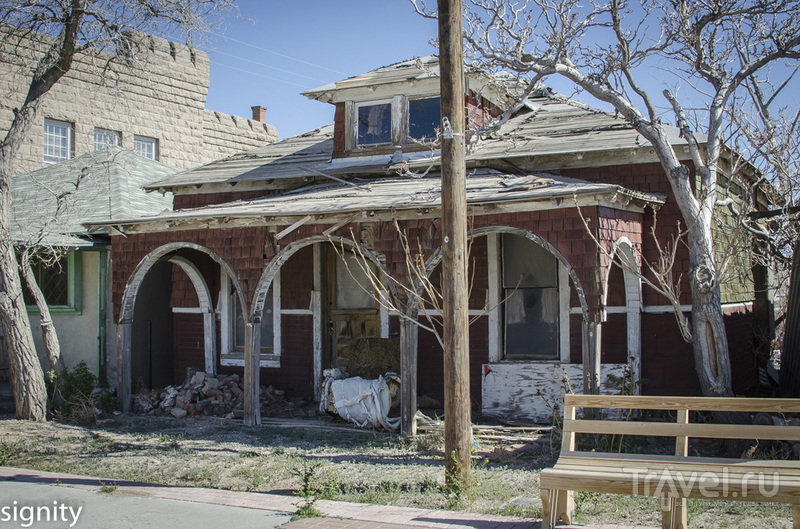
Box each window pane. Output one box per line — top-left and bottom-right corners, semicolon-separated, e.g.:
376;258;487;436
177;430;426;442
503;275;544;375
260;287;274;348
408;97;440;141
233;284;273;351
94;128;120;150
336;252;374;309
233;290;245;348
43;120;72;164
505;287;559;358
502;234;557;288
357;103;392;145
24;255;69;307
133;135;157;160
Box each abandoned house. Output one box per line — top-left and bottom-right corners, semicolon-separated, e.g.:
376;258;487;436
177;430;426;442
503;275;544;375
86;57;770;429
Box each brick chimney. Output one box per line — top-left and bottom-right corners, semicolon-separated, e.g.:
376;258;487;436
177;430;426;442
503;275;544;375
251;105;267;123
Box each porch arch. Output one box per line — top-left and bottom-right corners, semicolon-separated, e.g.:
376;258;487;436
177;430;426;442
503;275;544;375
417;226;590;320
247;235;397;427
603;237;643;391
417;225;599;401
117;242;242;412
168;256;216;376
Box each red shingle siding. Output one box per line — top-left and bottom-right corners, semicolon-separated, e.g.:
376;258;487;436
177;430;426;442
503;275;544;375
601;313;628;364
640;313;699;395
173;312;205;384
173;190;279;210
267;314;315;399
112;226;267;321
170;266;199;308
333;103;346;156
564;163;692;307
416;316;489;409
724;307;758;392
280;245;313;310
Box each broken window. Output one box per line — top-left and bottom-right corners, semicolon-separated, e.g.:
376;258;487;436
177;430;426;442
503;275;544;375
336;252;375;310
231;281;274;352
502;234;559;359
408;97;440;142
356;101;392;146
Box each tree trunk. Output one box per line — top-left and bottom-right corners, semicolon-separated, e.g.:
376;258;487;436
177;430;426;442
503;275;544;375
779;240;800;397
0;220;47;420
685;212;734;398
0;104;49;421
20;251;64;374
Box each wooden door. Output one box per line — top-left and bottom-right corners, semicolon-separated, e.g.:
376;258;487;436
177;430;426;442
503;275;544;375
326;247;379;373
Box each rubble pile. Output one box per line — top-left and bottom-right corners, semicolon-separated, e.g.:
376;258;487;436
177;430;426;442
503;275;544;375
132;370;323;420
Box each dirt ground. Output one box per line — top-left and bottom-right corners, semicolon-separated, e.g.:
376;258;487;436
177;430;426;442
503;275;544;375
0;413;792;528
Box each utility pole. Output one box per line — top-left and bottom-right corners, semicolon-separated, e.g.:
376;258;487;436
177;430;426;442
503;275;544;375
438;0;471;491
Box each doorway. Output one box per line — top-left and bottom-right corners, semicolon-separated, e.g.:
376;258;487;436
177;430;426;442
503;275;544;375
325;246;380;375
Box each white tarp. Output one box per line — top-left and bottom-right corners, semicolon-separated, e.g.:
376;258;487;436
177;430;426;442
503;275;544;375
320;369;400;430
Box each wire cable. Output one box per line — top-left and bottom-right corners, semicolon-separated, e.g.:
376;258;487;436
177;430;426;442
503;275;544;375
209;31;348;76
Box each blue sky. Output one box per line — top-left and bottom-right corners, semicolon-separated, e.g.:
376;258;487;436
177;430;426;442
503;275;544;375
201;1;439;139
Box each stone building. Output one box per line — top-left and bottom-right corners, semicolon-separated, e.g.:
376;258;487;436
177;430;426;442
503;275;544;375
0;27;279;174
0;26;278;407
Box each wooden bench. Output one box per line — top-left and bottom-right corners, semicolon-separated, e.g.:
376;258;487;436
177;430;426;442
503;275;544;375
539;395;800;529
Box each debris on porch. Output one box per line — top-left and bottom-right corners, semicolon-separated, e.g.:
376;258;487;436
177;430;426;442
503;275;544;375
132;369;324;420
319;368;401;430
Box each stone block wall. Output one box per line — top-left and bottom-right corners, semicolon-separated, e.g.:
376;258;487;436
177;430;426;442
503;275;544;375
0;27;278;175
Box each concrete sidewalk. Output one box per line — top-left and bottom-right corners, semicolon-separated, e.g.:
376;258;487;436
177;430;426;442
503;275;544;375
0;467;656;529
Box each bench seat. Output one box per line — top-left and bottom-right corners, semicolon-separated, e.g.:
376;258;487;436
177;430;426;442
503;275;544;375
539;395;800;529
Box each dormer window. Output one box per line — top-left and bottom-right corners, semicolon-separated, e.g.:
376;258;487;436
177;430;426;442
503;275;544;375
349;96;441;150
356;100;392;146
408;97;441;142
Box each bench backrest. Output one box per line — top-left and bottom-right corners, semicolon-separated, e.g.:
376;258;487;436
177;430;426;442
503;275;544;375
561;395;800;457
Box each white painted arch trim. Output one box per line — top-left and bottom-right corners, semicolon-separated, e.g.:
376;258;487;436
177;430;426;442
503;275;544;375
252;235;397;400
603;237;642;392
119;241;245;324
417;226;591;364
169;255;217;376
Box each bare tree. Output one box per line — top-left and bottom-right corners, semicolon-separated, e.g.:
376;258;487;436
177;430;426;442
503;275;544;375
0;0;235;420
411;0;800;400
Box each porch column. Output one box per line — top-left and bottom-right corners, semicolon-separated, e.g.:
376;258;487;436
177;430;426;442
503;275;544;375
118;322;132;412
243;322;262;426
203;308;217;376
312;244;323;401
400;312;419;436
581;320;601;394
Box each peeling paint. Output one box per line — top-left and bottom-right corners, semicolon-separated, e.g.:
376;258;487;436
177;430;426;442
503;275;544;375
481;362;627;423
